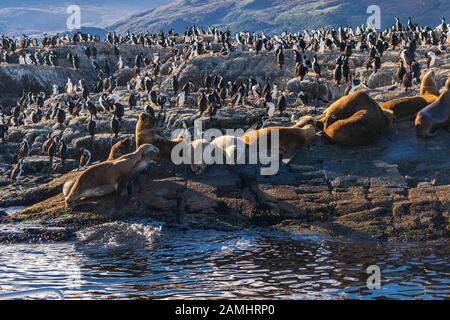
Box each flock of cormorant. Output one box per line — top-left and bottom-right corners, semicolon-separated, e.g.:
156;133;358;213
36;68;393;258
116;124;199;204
0;16;449;190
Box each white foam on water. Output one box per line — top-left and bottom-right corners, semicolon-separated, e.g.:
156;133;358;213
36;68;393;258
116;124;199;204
76;221;162;252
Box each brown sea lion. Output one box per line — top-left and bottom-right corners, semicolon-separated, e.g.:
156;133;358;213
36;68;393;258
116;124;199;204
420;70;440;97
380;71;439;121
63;144;159;208
320;91;392;146
108;137;134;161
135;112;182;161
415;77;450;138
242;122;317;154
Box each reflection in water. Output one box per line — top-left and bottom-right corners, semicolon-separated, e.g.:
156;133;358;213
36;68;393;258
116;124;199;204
0;220;448;300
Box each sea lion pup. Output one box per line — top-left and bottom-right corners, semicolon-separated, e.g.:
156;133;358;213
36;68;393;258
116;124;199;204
63;144;159;208
319;91;392;146
380;71;439;121
415;77;450;138
135;112;182;161
108;137;134;160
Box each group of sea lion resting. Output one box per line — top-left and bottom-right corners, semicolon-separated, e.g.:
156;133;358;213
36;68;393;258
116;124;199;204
318;90;393;146
63;74;450;208
415;77;450;137
381;71;450;138
318;71;450;145
63;112;317;208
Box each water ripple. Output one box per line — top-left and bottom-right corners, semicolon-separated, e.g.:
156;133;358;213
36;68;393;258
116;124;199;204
0;221;448;300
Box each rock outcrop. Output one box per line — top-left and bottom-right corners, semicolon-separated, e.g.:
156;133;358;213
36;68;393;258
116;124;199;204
2;121;449;242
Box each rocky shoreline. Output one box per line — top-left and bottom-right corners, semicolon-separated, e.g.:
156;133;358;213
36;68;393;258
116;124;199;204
2;118;449;243
1;38;449;244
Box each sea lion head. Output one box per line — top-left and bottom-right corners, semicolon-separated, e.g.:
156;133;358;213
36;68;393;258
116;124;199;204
415;113;433;138
132;143;160;172
344;79;367;96
137;143;160;159
420;70;439;97
292;115;316;129
302;124;317;144
109;137;134;160
138;112;156;129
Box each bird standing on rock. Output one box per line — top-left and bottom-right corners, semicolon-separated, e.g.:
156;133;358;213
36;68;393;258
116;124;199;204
277;92;287;117
0;122;8;143
10;158;24;184
426;51;436;69
99;93;114;113
176;90;186;108
86;100;99;120
397;61;406;84
72;54;80;71
18;138;30;159
78;149;91;170
56;106;66;126
59;139;67;165
157;95;167;110
47;137;58;166
88;114;96;140
128;92;139;110
411;61;421;83
276;45;284;70
113;103;125;121
312;55;321;78
402;72;413;92
334;59;343;85
111;115;121;139
172;75;179;95
198;90;208;115
265;91;275;120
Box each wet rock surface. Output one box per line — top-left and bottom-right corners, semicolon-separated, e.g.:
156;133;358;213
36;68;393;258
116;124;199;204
0;223;73;244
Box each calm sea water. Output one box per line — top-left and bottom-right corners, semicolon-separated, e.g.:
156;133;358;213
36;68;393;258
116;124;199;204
0;220;448;300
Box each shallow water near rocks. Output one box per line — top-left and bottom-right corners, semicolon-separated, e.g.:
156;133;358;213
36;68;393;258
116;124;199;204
0;220;448;300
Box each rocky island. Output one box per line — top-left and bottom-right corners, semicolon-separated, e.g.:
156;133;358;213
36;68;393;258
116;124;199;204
0;23;449;245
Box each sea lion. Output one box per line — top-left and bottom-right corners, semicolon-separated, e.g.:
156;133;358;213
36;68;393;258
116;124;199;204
135;112;182;161
319;91;392;146
380;71;439;121
63;144;159;208
415;77;450;138
241;116;317;160
108;137;134;160
419;70;440;97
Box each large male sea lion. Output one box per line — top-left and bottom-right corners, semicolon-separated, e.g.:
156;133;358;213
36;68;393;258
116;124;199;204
319;91;392;146
135;112;182;161
415;77;450;138
380;71;439;121
63;144;159;208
